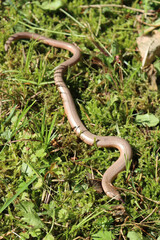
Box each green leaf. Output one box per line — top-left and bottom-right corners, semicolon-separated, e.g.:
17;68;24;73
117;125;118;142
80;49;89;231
20;231;30;239
4;105;17;124
11;101;36;137
46;113;57;144
92;230;112;240
35;0;63;11
1;128;12;140
47;201;55;220
32;177;43;190
58;209;68;222
19;201;45;229
73;183;88;193
127;231;143;240
43;233;55;240
36;148;47;158
22;212;44;229
135;113;159;127
21;162;34;177
19;201;34;213
111;41;119;56
29;229;42;238
154;60;160;76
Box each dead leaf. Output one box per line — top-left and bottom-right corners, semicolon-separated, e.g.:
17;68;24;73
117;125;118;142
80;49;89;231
86;172;103;193
144;64;158;90
137;31;160;67
111;205;126;216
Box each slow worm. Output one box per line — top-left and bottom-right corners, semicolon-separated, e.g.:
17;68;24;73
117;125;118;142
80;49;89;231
5;32;132;201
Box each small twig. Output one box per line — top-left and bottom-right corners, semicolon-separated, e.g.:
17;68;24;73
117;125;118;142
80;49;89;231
90;38;111;57
12;232;22;239
70;157;103;177
51;179;65;182
120;228;126;240
73;237;90;240
0;229;16;240
133;223;157;240
0;100;2;117
140;207;158;224
80;4;155;15
120;220;158;240
136;15;160;27
7;138;42;144
119;216;129;240
96;7;102;36
60;8;85;28
117;186;160;204
155;154;158;183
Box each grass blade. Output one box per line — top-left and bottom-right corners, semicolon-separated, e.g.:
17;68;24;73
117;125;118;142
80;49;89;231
0;168;46;214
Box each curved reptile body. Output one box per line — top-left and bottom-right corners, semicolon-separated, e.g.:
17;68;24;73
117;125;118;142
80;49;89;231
5;32;133;201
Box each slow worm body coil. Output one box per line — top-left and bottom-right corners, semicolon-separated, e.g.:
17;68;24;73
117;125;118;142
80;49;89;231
5;32;132;201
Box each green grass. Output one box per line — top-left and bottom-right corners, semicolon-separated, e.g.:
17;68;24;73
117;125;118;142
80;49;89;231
0;0;160;239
